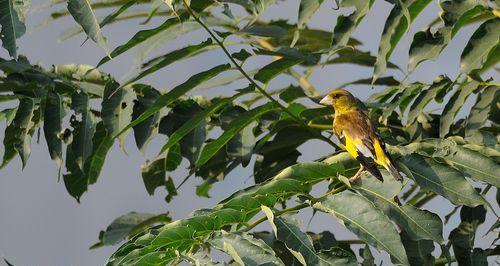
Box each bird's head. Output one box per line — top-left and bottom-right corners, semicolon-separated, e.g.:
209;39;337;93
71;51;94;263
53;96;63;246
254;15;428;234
320;88;357;112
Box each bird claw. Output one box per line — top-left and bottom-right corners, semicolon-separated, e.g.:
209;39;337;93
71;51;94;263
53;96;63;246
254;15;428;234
349;166;365;183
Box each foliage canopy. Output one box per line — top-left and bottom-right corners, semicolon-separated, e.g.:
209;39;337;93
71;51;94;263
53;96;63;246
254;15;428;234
0;0;499;265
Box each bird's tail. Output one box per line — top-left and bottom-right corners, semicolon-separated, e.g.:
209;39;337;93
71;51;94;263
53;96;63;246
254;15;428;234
385;162;403;182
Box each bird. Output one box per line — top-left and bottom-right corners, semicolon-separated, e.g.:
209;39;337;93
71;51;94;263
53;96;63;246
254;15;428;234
320;88;403;183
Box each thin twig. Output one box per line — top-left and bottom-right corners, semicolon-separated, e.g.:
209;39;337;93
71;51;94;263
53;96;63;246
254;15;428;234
182;1;340;150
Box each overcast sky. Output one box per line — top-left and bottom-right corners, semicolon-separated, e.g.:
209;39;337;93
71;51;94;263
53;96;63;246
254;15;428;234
0;0;498;265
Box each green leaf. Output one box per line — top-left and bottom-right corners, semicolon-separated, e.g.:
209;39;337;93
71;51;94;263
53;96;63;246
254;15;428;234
141;145;180;200
279;85;307;103
109;161;346;262
70;91;96;170
254;58;303;84
0;108;17;124
460;18;500;73
466;85;499;137
2;97;35;168
158;95;244;155
313;192;410;266
96;13;188;67
440;79;480;138
450;205;487;266
99;0;136;29
262;206;355;266
211;232;285;266
196;102;278;167
477;44;500;73
407;76;452;125
231;49;252;62
132;85;161;152
432;139;500;187
85;122;113;184
399;154;485;207
102;82;135;148
0;0;26;58
63;144;88;202
125;39;214;85
353;174;444;243
67;0;109;53
401;232;435;266
341;76;400;88
381;83;423;124
102;212;158;245
360;245;375;266
331;0;374;47
298;0;324;30
117;64;231;138
408;1;487;72
43;91;66;169
326;49;401;69
221;106;258;166
160;99;207;166
373;0;432;83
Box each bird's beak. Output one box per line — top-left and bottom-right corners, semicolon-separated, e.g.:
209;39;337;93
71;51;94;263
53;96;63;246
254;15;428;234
319;95;333;105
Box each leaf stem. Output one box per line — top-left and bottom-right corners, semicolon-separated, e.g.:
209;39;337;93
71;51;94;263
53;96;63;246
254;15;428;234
182;1;340;150
244;203;309;232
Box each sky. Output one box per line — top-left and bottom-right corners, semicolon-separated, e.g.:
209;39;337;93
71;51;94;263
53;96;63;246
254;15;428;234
0;0;498;265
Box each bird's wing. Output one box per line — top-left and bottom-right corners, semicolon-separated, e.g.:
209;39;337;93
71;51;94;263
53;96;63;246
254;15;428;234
335;112;384;181
335;111;402;181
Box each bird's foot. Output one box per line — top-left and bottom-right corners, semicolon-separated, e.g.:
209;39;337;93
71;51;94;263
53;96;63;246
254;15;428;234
349;166;365;183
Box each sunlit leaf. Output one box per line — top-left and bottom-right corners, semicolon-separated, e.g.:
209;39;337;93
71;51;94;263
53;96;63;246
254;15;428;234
102;212;159;245
262;206;357;266
211;231;285;266
399;154;486;207
353;174;444;243
313;192;410;266
432;139;500;187
460;18;500;73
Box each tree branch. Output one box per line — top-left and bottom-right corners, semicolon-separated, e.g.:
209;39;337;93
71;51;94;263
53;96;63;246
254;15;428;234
182;1;340;150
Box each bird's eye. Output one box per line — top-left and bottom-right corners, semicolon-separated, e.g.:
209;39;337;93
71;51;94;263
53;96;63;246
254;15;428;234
331;94;339;99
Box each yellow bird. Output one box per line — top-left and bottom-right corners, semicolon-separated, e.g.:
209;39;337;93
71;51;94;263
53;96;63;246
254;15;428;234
320;88;402;182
